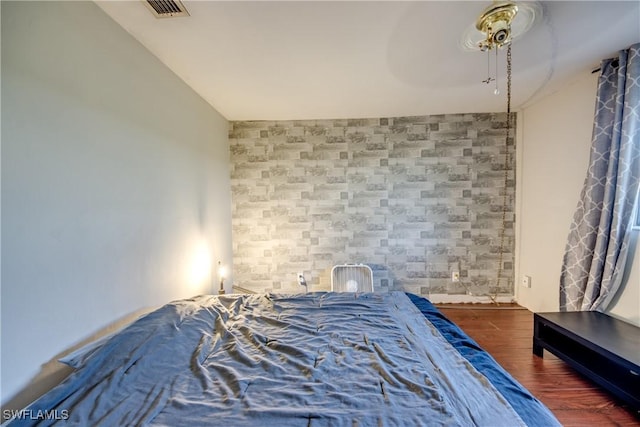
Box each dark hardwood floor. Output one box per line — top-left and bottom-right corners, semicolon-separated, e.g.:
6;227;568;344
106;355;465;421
437;304;640;427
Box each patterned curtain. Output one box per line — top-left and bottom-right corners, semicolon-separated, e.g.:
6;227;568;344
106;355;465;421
559;43;640;312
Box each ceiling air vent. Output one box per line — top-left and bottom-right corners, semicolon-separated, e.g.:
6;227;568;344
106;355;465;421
144;0;190;18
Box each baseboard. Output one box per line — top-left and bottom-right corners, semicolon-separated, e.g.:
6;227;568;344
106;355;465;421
427;293;516;304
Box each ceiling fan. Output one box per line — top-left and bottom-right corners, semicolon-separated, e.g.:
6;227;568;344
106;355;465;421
462;1;539;302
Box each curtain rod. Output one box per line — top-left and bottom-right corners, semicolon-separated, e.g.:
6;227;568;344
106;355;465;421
592;58;620;74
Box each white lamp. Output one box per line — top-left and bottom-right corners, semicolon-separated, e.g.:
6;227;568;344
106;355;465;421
218;261;227;295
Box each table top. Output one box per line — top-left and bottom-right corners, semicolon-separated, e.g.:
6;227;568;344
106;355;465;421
535;311;640;367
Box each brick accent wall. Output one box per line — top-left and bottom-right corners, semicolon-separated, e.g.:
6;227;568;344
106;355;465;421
229;113;515;298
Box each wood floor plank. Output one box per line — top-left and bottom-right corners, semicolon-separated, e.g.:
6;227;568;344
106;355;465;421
437;305;640;425
553;409;640;427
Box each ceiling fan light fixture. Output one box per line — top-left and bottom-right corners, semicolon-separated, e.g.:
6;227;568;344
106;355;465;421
460;1;540;52
476;1;519;50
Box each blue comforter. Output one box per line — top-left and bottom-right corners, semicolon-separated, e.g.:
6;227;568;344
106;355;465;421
8;292;559;426
407;293;560;427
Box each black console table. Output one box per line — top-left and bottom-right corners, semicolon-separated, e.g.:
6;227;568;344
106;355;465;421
533;311;640;412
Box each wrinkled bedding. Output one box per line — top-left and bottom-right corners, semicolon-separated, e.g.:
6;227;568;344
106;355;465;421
407;294;561;427
12;292;529;426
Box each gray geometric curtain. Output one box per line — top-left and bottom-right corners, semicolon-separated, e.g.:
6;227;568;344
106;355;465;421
559;43;640;312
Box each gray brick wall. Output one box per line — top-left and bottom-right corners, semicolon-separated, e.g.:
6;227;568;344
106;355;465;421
229;113;515;297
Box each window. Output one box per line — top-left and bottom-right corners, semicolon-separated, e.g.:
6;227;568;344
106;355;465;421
634;188;640;229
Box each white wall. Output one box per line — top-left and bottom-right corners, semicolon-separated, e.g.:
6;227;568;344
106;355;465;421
1;1;233;406
516;70;640;325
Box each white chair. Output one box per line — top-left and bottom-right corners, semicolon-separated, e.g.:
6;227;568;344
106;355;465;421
331;264;374;292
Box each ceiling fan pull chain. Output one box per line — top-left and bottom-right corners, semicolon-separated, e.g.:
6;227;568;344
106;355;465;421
494;43;512;304
495;48;500;95
483;48;496;85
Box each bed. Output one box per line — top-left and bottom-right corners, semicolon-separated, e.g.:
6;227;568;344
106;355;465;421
6;292;560;426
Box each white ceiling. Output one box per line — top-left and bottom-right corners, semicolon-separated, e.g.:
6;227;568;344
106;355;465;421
96;1;640;121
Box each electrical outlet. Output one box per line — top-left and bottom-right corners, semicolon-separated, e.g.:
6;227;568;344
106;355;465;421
297;272;307;287
451;271;460;283
522;275;532;288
